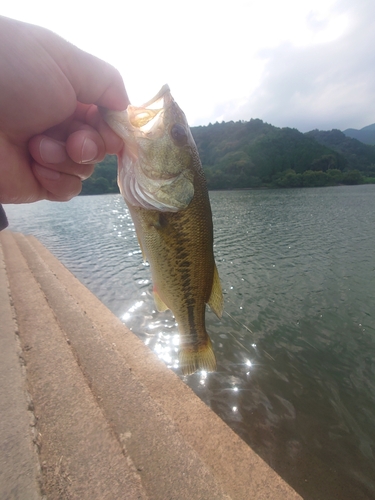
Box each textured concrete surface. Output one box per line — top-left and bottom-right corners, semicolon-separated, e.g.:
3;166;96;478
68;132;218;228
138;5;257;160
0;245;41;500
0;230;302;500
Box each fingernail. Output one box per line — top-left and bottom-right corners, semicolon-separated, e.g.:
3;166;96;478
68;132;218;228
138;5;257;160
80;138;98;163
34;164;61;180
39;138;67;164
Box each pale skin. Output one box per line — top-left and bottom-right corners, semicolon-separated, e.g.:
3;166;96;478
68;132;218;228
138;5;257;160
0;15;129;204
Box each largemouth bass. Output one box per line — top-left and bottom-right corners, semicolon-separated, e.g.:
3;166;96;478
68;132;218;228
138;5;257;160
104;85;223;375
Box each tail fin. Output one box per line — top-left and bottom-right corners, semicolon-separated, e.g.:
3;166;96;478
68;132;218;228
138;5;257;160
179;338;217;376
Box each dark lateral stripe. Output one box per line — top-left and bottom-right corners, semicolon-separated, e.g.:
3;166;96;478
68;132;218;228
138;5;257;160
187;304;199;347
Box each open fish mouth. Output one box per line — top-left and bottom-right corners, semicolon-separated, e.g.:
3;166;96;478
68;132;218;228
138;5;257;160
128;85;171;137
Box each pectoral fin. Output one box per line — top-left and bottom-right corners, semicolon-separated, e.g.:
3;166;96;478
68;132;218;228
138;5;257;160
131;222;147;261
207;264;223;318
137;235;147;261
153;289;169;312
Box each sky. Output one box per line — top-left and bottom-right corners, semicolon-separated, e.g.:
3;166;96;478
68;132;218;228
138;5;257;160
3;0;375;132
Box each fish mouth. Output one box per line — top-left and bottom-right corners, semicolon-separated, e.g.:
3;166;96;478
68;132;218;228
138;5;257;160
141;84;171;109
104;85;195;212
128;84;172;135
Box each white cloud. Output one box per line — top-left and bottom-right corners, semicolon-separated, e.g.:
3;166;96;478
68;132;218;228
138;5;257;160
210;0;375;131
2;0;375;131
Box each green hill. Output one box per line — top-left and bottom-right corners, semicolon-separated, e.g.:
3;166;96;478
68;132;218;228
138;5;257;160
192;120;347;189
82;119;375;195
306;129;375;174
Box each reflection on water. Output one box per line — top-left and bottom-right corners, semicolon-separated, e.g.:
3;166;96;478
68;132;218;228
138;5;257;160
5;185;375;500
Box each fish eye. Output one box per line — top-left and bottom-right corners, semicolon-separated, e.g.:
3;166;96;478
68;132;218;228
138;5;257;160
171;124;188;145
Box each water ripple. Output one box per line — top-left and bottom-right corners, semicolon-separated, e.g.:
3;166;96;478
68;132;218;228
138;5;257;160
5;186;375;500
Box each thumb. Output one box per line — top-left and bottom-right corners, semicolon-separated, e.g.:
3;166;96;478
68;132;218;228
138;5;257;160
71;51;130;110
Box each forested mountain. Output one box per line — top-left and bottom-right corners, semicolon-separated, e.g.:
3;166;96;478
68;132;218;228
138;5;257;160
192;119;347;189
306;129;375;173
343;123;375;145
82;119;375;195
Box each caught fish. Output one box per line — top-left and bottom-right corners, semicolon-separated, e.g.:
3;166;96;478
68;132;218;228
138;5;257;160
104;85;223;375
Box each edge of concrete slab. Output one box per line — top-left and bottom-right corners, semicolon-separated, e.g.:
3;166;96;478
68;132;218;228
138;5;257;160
1;230;302;500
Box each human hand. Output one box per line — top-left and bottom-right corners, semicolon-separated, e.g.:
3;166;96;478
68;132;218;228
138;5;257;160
0;15;129;204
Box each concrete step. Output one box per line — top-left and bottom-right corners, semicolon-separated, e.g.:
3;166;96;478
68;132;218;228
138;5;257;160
0;236;41;500
0;230;302;500
1;231;147;500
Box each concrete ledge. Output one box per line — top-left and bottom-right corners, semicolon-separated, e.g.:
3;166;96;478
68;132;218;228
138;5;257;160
0;230;301;500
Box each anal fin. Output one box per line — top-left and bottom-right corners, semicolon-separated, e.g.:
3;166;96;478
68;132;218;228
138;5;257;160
153;289;169;312
207;263;223;318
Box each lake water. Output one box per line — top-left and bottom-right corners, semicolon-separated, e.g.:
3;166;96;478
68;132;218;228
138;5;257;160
4;185;375;499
